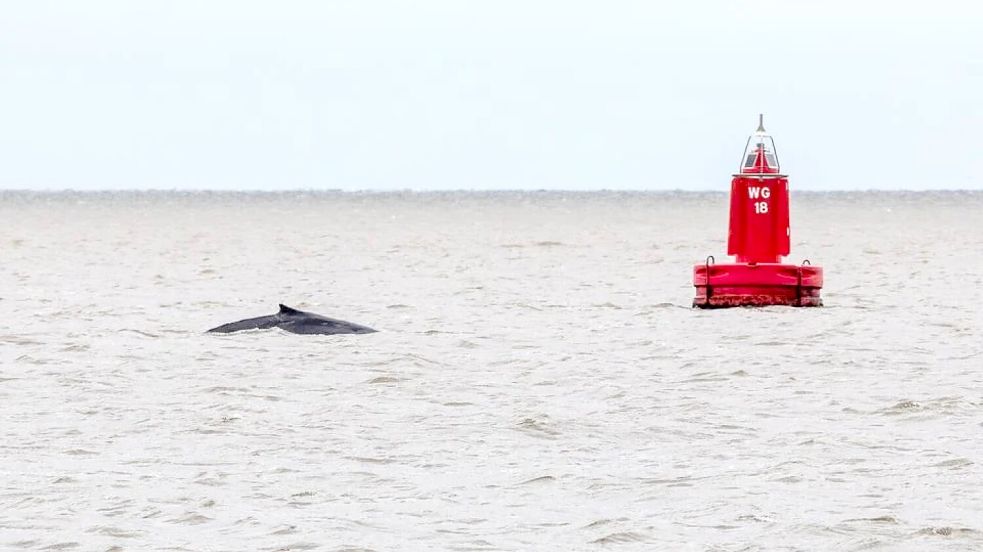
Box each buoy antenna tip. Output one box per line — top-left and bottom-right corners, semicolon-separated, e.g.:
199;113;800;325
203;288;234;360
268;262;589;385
756;114;766;133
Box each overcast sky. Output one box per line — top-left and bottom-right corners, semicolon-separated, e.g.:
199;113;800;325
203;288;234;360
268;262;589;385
1;1;980;191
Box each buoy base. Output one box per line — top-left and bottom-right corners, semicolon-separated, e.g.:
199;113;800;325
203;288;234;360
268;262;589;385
692;262;823;308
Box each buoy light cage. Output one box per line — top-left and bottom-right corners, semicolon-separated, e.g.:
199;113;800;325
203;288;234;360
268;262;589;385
692;115;824;308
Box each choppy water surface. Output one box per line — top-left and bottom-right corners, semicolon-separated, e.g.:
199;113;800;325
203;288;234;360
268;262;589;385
1;191;982;551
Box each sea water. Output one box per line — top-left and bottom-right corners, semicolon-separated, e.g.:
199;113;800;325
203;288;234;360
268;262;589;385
1;191;981;551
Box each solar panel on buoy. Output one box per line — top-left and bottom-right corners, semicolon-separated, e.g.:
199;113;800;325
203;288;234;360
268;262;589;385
693;115;824;308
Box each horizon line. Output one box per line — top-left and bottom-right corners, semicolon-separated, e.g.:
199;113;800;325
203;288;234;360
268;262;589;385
2;188;982;194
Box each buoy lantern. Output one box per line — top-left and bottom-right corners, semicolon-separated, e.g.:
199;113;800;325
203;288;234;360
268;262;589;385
693;115;823;308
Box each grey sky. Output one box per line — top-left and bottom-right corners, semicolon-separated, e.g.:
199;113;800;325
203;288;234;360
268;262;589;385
1;0;980;190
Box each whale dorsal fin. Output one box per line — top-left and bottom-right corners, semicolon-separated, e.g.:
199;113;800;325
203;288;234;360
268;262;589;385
278;304;302;315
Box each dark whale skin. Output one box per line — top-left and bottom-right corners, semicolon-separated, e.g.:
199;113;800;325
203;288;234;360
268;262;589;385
208;304;376;335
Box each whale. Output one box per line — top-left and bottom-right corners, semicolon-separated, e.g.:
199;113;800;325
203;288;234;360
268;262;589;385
207;304;377;335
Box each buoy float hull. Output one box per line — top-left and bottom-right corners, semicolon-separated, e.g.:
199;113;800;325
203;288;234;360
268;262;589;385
692;263;823;308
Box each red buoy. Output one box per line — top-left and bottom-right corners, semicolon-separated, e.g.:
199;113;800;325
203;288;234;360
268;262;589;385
693;115;823;308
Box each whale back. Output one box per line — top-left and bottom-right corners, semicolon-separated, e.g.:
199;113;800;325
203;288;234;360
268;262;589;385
277;304;376;334
206;314;279;333
208;304;376;335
